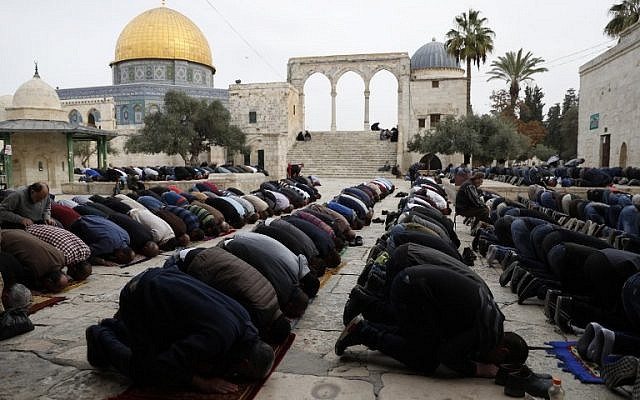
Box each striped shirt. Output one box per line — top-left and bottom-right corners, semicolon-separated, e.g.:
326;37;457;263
165;205;200;234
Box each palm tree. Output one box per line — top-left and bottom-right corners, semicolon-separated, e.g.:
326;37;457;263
486;49;548;114
445;9;495;114
604;0;640;38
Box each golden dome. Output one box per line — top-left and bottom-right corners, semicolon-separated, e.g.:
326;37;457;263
113;7;214;70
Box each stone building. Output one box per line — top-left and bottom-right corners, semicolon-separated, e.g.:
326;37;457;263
0;69;114;190
578;22;640;168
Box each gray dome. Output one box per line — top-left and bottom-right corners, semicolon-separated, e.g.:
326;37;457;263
411;39;461;70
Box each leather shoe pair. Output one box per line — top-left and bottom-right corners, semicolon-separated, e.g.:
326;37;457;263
517;277;560;305
499;261;519;287
503;366;553;398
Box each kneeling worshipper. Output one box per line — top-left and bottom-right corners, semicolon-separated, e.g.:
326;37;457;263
64;213;135;266
165;247;291;344
219;234;309;319
336;265;529;382
1;229;68;293
85;266;275;394
25;224;92;281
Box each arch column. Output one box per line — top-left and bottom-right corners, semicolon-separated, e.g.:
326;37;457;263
299;90;305;130
330;82;337;132
363;80;371;130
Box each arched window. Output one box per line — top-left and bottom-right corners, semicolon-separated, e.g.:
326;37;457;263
134;105;143;124
149;104;160;114
87;108;101;127
122;107;129;122
68;109;82;125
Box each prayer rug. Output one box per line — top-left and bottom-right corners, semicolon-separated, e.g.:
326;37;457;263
546;341;604;384
28;295;65;315
217;229;236;238
106;333;296;400
318;261;347;288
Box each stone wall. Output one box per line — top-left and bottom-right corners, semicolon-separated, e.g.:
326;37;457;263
11;132;68;190
578;23;640;167
228;83;300;179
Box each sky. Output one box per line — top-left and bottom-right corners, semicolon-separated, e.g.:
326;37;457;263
0;0;617;131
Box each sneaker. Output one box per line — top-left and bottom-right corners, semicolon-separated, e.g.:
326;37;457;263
587;222;600;236
499;261;518;287
500;251;519;270
580;220;592;235
342;286;374;326
577;322;601;361
85;325;108;368
543;289;562;321
510;265;528;294
486;245;499;263
602;356;638;388
574;220;585;232
335;315;364;356
554;296;574;334
588;324;615;365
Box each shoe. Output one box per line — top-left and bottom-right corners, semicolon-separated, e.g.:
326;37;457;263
602;356;639;388
335;315;364;356
517;277;557;305
343;286;374;326
580;220;591;235
587;222;599;236
486;245;499;263
574;220;585;232
588;324;615;365
543;289;562;321
495;364;552;386
503;368;553;398
499;261;519;287
500;251;519;270
355;236;364;246
510;265;528;294
86;325;108;368
577;322;601;361
371;217;384;223
515;271;535;298
554;296;574;334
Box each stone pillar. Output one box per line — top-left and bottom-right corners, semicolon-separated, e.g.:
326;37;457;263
363;85;370;131
66;133;74;184
397;74;411;169
330;82;337;132
299;91;305;131
1;134;12;189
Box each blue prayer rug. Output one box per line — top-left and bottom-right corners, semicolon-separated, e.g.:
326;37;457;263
546;341;605;384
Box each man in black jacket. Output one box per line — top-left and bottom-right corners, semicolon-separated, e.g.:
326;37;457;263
455;172;491;224
86;266;274;394
336;264;527;377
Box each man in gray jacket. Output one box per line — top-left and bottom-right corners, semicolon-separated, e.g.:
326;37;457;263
0;182;54;228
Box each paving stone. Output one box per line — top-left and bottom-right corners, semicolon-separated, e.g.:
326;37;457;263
292;329;341;354
0;351;77;400
256;372;375;400
330;275;360;294
378;373;505;399
44;370;130;400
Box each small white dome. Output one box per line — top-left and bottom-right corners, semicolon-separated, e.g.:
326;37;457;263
12;75;62;111
0;95;13;121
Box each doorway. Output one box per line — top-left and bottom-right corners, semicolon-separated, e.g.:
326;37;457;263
257;149;265;170
619;142;628;168
600;134;610;168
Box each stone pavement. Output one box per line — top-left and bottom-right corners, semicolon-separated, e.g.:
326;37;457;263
0;178;621;400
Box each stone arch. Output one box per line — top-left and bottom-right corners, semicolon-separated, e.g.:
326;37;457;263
419;153;442;170
134;104;143;124
287;52;411;165
335;71;365;130
369;69;399;129
620;142;628;168
303;72;331;131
